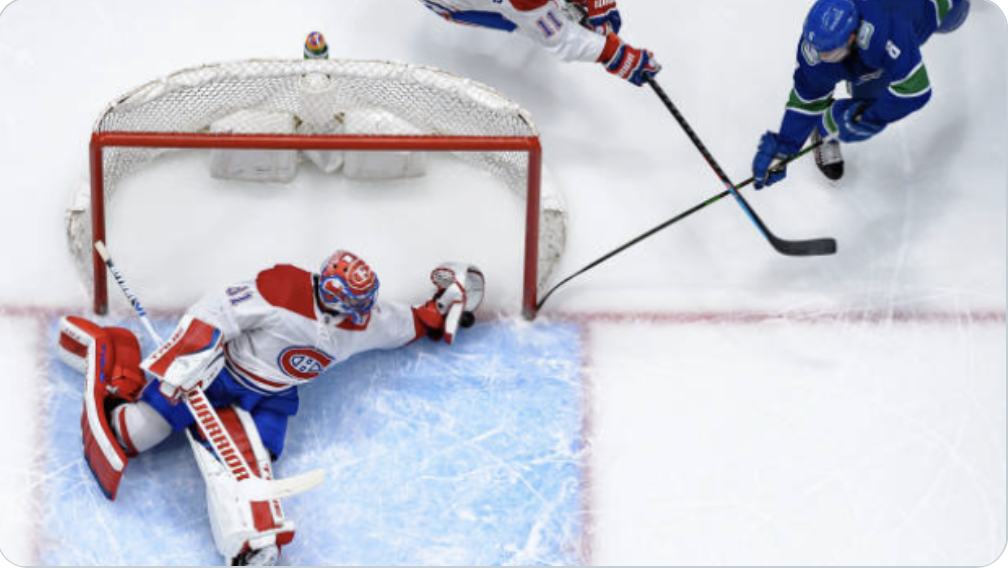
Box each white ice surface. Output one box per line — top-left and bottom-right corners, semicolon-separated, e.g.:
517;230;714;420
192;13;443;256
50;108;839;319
0;0;1006;565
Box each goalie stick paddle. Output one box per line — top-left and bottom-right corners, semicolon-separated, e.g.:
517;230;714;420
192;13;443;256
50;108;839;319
94;241;325;501
535;143;822;312
646;76;837;257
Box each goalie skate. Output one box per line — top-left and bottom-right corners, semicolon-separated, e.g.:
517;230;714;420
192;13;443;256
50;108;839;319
233;544;279;566
812;130;844;181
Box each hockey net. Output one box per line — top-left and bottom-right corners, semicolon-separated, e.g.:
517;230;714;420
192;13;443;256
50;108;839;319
67;59;565;319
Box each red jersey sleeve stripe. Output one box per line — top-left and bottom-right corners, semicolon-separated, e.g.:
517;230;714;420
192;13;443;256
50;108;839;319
255;265;318;321
509;0;551;11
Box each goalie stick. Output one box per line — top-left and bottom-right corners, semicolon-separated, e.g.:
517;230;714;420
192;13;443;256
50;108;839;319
647;76;837;257
94;241;324;501
536;143;821;312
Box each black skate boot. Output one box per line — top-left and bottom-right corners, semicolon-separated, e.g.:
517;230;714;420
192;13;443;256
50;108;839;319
812;130;844;181
232;545;279;566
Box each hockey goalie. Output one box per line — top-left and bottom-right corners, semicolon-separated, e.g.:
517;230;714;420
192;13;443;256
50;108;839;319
57;250;485;565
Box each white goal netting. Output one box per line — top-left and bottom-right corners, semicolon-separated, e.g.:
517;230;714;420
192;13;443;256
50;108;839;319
67;59;566;315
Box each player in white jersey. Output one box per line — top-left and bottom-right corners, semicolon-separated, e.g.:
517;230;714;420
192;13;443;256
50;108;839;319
418;0;660;86
57;249;484;565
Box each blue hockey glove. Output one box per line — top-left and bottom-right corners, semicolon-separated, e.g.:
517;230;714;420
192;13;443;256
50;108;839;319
823;99;886;143
752;131;800;190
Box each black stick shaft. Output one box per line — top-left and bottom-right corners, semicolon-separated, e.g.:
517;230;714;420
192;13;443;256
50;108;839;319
647;76;736;188
646;77;781;240
646;76;836;257
535;145;819;311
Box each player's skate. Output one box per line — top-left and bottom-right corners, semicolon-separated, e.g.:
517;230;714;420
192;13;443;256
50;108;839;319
233;544;279;566
812;130;844;181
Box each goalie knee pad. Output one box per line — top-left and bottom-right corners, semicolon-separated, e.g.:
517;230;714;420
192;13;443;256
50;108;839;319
110;401;172;455
57;316;152;500
187;406;296;565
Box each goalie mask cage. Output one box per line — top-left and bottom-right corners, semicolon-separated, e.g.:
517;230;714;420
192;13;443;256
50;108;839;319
69;59;566;319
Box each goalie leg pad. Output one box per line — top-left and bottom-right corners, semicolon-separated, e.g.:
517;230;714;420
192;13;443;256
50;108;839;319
110;401;173;455
187;405;296;564
57;316;150;500
138;366;298;459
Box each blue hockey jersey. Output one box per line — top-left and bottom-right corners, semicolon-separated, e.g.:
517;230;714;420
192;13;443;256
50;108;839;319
778;0;960;146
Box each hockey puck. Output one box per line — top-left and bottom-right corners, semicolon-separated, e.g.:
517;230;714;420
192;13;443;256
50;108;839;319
459;311;476;328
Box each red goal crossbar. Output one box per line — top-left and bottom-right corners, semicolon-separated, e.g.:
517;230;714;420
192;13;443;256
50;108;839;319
89;132;543;319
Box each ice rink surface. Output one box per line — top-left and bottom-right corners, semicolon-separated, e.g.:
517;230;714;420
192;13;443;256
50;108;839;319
0;0;1006;565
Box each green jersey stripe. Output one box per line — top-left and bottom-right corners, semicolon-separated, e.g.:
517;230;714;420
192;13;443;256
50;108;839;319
786;88;833;116
889;62;932;98
824;107;838;135
930;0;952;25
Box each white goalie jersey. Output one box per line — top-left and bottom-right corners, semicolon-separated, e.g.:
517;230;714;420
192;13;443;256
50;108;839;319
186;264;424;394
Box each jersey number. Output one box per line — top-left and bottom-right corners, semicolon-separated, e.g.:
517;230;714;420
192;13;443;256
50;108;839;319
536;11;564;38
227;285;253;306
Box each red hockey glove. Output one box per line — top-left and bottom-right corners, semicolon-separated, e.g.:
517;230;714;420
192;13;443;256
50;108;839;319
569;0;622;35
599;34;661;86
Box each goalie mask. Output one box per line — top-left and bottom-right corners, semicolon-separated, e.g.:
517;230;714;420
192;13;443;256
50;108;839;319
317;250;379;322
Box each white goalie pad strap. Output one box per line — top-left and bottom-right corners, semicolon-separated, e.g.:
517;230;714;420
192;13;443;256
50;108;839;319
57;315;96;373
142;315;225;398
187;406;295;562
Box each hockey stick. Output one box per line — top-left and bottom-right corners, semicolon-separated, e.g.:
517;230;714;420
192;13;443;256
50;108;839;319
94;241;324;501
535;143;819;312
646;76;837;257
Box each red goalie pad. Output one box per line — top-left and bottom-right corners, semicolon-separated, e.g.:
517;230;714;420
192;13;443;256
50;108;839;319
57;316;148;500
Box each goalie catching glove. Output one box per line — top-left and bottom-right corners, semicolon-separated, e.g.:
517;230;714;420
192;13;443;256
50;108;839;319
414;263;485;344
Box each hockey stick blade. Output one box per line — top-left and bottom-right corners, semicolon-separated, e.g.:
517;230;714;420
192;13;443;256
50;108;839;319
769;233;837;256
731;152;837;257
729;188;837;256
535;144;836;313
236;468;326;501
646;77;838;258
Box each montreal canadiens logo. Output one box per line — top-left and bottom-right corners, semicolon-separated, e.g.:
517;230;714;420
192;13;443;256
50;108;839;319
278;347;334;381
344;256;375;294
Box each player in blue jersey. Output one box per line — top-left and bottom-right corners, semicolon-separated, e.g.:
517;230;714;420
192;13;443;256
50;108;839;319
752;0;970;187
417;0;660;86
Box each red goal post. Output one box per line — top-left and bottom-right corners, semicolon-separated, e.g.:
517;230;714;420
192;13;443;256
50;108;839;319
69;59;566;319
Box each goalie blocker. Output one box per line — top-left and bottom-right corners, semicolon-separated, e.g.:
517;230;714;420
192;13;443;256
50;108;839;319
57;316;298;564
